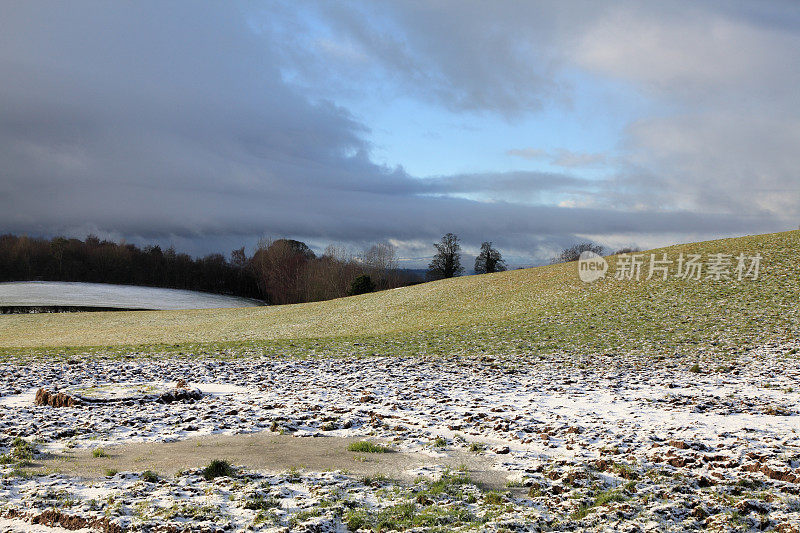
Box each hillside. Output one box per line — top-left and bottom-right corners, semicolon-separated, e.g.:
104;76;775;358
0;230;797;356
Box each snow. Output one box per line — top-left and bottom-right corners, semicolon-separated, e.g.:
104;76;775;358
1;341;800;529
0;281;263;310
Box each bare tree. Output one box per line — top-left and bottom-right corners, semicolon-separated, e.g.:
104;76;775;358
301;244;359;301
474;241;506;274
362;241;399;289
250;237;311;304
230;247;247;268
551;242;605;264
428;233;464;279
613;246;640;255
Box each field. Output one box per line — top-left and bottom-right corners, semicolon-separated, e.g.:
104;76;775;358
0;281;263;312
0;230;799;531
1;230;797;358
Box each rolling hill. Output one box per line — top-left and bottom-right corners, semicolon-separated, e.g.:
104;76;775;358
0;230;797;358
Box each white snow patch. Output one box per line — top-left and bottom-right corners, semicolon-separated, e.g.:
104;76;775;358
0;281;263;310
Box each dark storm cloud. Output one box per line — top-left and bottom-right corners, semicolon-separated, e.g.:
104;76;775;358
0;1;797;265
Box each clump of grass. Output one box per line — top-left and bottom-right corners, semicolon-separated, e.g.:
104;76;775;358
202;459;234;480
689;363;702;373
158;503;221;521
571;504;592;520
243;495;280;511
285;466;301;482
483;491;504;505
528;484;544;498
289;508;323;527
432;436;447;448
345;508;369;531
361;473;392;487
612;463;639;480
572;489;629;520
91;448;109;458
736;478;763;490
594;490;628;506
469;442;486;453
374;502;416;530
347;441;390;453
415;471;473;500
1;438;37;466
104;468;118;477
141;470;159;483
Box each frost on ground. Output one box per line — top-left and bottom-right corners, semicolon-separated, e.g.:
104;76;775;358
0;341;799;531
0;281;263;310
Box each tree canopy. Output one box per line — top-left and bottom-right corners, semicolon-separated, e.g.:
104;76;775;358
428;232;464;279
474;241;506;274
551;242;605;264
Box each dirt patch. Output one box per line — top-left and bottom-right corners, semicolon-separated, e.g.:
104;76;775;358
38;431;509;489
34;388;79;408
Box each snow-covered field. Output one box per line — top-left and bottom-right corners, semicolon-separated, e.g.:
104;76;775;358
0;341;799;530
0;281;263;310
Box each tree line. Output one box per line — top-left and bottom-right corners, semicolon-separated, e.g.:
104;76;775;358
0;234;262;298
1;232;631;303
0;233;419;304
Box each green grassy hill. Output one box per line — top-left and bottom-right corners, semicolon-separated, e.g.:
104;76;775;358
1;230;797;359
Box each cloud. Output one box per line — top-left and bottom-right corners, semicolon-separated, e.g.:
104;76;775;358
0;1;797;266
550;149;607;168
506;148;546;160
507;147;607;168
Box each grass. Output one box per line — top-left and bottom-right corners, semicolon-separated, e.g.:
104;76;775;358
92;448;109;458
361;474;392;487
157;503;221;521
571;489;629;520
242;495;280;511
342;473;483;531
0;230;798;360
0;438;37;466
483;491;504;505
141;470;159;483
468;442;486;453
347;441;390;453
202;459;234;480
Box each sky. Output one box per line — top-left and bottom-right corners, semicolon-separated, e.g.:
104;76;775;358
1;1;798;268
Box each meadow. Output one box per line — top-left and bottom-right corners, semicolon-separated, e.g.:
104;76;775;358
1;230;797;361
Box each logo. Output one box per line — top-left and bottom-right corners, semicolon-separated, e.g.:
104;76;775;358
578;251;608;283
